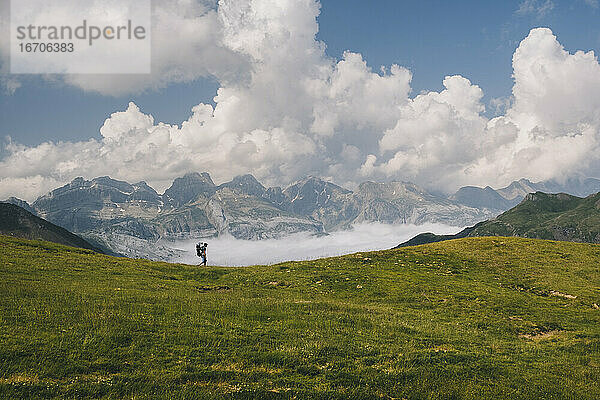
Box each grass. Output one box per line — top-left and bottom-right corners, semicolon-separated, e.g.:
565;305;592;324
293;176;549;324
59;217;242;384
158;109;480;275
472;192;600;242
0;234;599;399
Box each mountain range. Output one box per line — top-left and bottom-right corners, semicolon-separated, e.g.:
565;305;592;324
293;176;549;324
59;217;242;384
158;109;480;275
4;173;600;259
397;191;600;247
450;177;600;210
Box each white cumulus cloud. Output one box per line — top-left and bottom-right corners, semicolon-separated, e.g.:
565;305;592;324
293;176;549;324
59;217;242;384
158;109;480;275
1;1;600;203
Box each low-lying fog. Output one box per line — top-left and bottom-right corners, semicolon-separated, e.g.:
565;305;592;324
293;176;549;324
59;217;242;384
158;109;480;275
164;223;462;267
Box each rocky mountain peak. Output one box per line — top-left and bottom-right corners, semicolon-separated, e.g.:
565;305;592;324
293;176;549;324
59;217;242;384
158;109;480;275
70;177;86;187
219;174;266;197
34;176;136;210
497;179;538;201
357;181;427;200
2;197;37;215
450;185;513;210
524;192;573;202
163;172;216;207
91;176;135;193
519;192;580;214
283;176;351;215
169;172;215;185
287;176;350;194
130;181;161;203
132;181;154;191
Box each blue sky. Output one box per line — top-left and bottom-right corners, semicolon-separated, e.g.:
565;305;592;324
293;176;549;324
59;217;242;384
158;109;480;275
1;0;600;146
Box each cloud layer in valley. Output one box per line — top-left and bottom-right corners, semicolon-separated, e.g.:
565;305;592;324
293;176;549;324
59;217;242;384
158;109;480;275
2;0;600;201
166;222;462;267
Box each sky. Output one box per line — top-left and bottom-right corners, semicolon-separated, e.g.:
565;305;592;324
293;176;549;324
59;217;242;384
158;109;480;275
2;0;600;201
5;0;600;145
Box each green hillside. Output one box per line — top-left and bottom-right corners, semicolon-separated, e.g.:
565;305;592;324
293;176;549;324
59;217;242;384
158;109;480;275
398;192;600;248
472;192;600;242
0;203;102;253
0;234;599;399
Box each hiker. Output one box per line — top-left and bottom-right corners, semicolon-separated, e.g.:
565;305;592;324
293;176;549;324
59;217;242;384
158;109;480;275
196;242;208;266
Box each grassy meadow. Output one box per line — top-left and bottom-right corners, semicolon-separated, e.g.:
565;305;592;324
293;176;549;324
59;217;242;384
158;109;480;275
0;234;599;399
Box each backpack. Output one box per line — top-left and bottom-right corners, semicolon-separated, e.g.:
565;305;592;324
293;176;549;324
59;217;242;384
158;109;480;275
196;243;202;257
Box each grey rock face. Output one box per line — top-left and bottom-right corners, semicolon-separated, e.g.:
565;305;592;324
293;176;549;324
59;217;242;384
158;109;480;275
281;177;357;230
495;179;541;202
163;172;216;207
352;181;495;227
284;177;352;216
205;196;228;234
264;187;288;210
450;186;517;210
209;186;325;239
218;174;266;198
